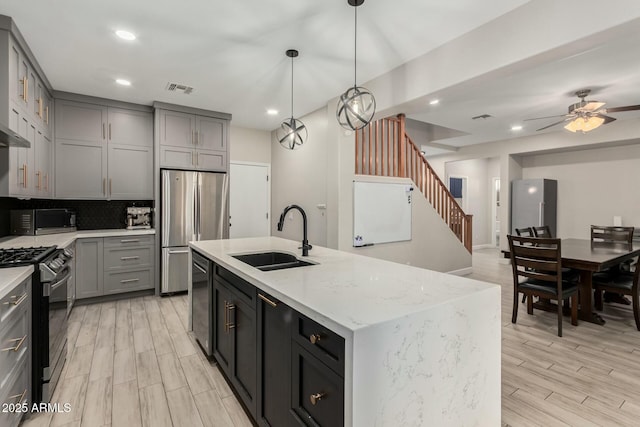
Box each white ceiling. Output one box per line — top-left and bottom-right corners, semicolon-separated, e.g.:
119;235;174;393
0;0;528;129
2;0;640;151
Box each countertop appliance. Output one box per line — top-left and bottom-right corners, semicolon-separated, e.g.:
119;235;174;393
0;245;73;404
191;250;213;356
10;209;77;235
126;207;151;229
511;179;558;236
161;169;228;294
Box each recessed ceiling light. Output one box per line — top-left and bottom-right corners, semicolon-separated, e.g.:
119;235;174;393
116;79;131;86
429;99;440;105
115;30;136;41
267;109;279;116
511;125;523;131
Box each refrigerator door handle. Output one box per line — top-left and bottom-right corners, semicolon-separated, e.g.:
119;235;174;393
539;202;544;226
161;172;170;247
193;175;199;242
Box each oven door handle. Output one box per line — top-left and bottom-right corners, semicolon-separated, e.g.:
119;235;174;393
44;272;72;297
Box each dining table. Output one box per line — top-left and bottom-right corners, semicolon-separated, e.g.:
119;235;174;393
550;238;640;325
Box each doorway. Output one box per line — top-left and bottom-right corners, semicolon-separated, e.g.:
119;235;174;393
229;162;271;238
491;177;500;247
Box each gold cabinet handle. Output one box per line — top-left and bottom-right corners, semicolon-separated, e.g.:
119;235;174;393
109;178;112;196
120;278;140;284
258;293;277;307
24;77;28;104
109;123;112;140
45;173;49;191
102;123;106;139
103;178;106;195
45;105;49;124
37;97;43;118
310;392;326;406
8;389;27;404
2;335;27;352
20;77;27;101
3;293;28;307
36;171;41;190
120;256;140;261
309;334;322;344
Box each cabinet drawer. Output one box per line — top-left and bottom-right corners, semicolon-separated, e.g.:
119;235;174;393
291;343;344;427
293;313;345;376
0;306;29;390
0;278;30;327
0;355;29;427
103;235;154;248
104;246;153;270
103;268;153;295
215;265;256;308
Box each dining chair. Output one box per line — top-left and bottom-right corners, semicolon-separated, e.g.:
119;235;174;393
533;225;553;238
590;225;634;245
515;227;534;237
508;235;579;337
593;261;640;331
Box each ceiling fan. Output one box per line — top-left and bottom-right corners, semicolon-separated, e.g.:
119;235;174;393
524;89;640;132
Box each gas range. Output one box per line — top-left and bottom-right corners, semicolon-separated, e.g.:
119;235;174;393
0;246;58;267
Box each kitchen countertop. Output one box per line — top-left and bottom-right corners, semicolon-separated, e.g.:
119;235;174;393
0;265;33;301
0;228;155;250
190;236;501;426
190;236;497;335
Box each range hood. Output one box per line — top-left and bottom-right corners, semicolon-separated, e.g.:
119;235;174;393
0;122;30;148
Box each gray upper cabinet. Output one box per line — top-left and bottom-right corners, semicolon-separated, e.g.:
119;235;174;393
0;24;53;198
54;98;153;200
156;106;230;172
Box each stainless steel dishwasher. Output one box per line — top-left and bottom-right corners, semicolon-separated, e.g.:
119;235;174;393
192;250;213;357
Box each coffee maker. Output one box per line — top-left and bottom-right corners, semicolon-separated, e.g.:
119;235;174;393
126;207;151;229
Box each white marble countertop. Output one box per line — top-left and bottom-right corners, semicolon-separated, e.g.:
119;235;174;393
0;228;155;250
0;266;33;301
190;236;498;336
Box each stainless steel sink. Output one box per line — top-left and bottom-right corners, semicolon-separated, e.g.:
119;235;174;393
232;251;314;271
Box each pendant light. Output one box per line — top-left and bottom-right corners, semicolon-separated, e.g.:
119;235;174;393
277;49;307;150
336;0;376;131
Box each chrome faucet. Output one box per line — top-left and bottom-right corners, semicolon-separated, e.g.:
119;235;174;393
277;204;312;256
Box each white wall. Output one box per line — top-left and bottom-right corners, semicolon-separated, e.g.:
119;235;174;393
522;144;640;239
229;125;271;164
270;107;329;247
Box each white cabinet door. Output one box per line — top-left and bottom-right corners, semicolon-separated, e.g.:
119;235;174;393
107;108;153;147
108;144;153;199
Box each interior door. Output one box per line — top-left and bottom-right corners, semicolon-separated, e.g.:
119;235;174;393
229;163;270;238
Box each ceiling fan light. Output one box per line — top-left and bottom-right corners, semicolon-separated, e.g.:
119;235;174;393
564;116;605;133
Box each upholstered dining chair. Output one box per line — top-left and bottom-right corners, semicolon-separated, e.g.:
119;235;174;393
593;262;640;331
508;235;579;337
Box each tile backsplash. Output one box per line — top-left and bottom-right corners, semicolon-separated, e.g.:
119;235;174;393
0;198;154;237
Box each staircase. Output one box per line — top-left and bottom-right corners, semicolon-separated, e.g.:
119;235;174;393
354;114;473;253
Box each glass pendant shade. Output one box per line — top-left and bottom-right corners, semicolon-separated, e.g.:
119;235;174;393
336;0;376;131
564;115;605;133
279;49;306;150
277;117;307;150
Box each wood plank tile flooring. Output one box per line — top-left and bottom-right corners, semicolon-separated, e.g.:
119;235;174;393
21;248;640;426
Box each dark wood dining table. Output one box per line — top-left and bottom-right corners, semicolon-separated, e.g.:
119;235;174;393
554;238;640;325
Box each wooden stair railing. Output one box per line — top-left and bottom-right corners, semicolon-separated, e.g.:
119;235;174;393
355;114;473;253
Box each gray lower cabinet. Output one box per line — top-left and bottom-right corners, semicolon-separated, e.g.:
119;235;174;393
76;235;155;299
203;264;345;427
54;99;153;200
0;276;31;427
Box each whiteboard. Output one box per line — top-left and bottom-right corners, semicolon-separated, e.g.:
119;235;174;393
353;181;413;246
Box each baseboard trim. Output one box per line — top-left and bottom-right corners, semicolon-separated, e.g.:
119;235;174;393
473;243;494;250
447;266;473;276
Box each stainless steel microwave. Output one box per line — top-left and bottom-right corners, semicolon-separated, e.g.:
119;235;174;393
10;209;77;235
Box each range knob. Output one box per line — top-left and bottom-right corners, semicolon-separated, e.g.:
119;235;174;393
63;248;74;258
49;259;62;270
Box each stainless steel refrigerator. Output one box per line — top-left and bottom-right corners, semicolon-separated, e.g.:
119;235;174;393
511;178;557;236
161;169;228;293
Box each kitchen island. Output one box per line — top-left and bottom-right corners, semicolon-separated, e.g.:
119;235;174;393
190;237;500;426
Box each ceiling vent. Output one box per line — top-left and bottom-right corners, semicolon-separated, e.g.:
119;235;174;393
166;82;194;94
472;114;492;120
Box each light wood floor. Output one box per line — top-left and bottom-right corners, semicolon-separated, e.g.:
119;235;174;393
22;293;252;427
21;249;640;426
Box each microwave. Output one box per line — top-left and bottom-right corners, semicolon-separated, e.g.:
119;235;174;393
10;209;77;235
